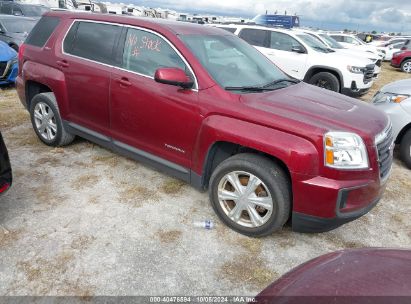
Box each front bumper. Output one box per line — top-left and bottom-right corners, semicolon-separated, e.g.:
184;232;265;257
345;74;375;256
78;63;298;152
341;87;370;97
0;62;18;86
292;197;380;233
291;173;389;233
341;71;373;97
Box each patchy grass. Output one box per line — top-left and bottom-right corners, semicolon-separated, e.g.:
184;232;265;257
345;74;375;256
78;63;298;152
0;227;24;247
155;229;182;243
218;254;278;289
71;174;100;191
70;235;96;251
91;154;120;167
118;181;159;206
0;89;29;129
160;179;185;195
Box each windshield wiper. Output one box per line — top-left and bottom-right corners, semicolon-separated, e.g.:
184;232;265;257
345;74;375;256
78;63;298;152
224;86;268;92
261;78;300;88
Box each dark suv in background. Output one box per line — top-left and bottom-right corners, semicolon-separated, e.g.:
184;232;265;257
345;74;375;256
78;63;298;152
0;14;37;51
0;1;49;17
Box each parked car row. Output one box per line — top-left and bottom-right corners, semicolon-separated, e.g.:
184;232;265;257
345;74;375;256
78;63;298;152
212;24;380;97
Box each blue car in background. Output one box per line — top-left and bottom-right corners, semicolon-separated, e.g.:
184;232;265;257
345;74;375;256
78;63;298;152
0;40;17;86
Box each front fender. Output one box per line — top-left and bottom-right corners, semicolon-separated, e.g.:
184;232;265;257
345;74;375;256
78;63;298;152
192;115;320;177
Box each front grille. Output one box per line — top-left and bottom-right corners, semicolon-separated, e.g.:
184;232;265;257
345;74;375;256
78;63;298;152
363;64;374;84
376;59;382;67
376;125;393;181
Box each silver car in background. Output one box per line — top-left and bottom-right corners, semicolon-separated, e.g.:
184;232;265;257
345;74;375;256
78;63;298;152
372;79;411;168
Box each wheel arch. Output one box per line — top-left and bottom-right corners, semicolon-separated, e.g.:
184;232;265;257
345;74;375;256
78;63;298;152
396;122;411;144
25;80;53;110
303;65;344;92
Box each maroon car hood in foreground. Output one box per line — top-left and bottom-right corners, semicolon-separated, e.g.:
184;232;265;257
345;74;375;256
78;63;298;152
256;248;411;304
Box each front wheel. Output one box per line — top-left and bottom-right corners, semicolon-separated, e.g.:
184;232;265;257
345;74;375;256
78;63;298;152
401;60;411;73
400;129;411;169
209;153;291;237
309;72;340;92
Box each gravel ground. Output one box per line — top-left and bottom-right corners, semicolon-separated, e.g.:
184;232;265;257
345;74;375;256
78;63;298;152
0;63;410;296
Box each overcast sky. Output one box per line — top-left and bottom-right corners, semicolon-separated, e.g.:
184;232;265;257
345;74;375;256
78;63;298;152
114;0;411;33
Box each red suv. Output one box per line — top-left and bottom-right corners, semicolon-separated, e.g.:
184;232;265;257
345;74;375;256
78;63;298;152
16;12;393;237
391;47;411;73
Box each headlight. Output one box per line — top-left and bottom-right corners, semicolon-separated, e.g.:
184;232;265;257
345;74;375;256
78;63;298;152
324;132;369;169
347;65;365;74
372;91;410;104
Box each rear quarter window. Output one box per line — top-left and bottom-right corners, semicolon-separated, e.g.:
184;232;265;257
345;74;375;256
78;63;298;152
25;16;60;47
63;21;121;65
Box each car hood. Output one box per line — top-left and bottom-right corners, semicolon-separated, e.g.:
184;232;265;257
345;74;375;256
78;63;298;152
336;48;378;61
240;83;388;145
256;248;411;297
380;79;411;95
321;50;372;66
0;41;17;60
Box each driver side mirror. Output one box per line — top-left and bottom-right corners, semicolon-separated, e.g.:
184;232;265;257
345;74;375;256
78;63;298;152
154;67;194;89
13;10;23;16
291;45;305;53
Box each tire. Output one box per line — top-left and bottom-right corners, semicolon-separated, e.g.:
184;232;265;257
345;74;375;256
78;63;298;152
401;59;411;73
309;72;340;92
209;153;291;237
29;92;75;147
400;129;411;169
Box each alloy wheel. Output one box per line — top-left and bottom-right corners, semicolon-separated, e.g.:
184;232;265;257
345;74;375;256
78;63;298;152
217;171;274;228
33;102;57;141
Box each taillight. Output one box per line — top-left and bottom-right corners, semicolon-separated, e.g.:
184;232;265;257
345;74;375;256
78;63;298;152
18;43;26;75
0;183;10;194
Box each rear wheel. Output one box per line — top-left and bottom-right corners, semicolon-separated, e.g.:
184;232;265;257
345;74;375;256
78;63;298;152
400;129;411;169
401;60;411;73
309;72;340;92
209;153;291;237
29;93;75;147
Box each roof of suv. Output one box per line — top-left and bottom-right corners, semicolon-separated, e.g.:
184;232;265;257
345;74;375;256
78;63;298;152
45;10;226;36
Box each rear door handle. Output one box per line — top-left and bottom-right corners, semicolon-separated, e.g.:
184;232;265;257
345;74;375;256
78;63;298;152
117;77;131;88
56;60;69;68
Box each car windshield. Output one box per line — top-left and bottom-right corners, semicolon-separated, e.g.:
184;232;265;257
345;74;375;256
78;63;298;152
180;34;295;92
352;36;366;45
319;34;344;49
1;19;37;33
21;5;49;17
296;34;333;53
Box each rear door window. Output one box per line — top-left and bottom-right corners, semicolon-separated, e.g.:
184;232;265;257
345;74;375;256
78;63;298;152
64;21;121;65
25;16;60;47
121;28;187;77
238;29;269;47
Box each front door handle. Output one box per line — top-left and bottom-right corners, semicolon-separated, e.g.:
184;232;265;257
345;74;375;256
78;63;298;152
117;77;131;88
56;60;69;68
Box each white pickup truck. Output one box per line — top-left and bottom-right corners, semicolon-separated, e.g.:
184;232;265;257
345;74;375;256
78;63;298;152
212;25;376;96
